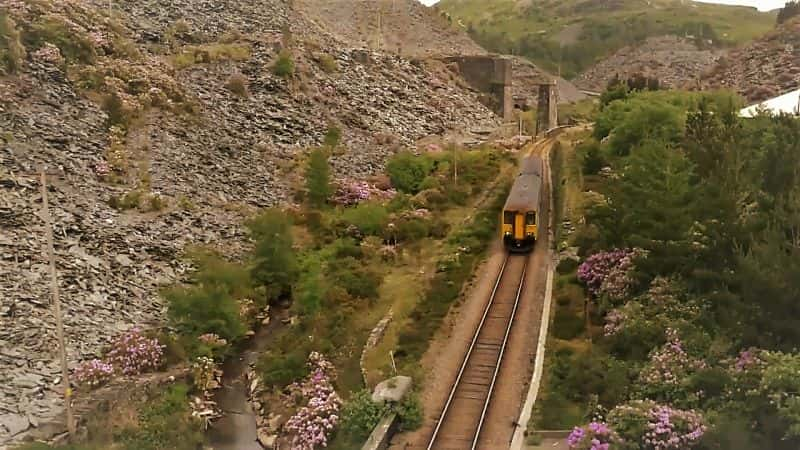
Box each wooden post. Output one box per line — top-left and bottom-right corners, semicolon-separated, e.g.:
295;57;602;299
389;351;397;375
40;171;75;439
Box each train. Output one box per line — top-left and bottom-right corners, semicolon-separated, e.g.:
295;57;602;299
501;155;543;253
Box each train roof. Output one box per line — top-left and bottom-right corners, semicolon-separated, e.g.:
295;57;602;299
504;171;542;211
519;156;543;177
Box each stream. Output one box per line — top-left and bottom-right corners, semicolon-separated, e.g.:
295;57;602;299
206;307;289;450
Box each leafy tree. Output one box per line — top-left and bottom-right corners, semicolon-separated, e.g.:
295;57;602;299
247;209;297;302
164;285;246;344
305;147;332;209
295;257;325;316
596;140;695;276
778;1;800;25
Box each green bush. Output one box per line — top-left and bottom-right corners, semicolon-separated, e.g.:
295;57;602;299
578;140;606;175
164;284;246;344
116;383;203;450
556;258;580;275
396;394;423;431
341;202;388;236
24;16;95;64
272;50;294;78
258;349;309;388
327;257;381;301
552;309;584;340
324;125;342;148
0;13;25;75
340;389;389;439
394;217;432;242
386;152;434;194
318;53;338;73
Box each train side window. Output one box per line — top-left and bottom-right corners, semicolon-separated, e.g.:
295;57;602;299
526;212;536;225
504;211;515;224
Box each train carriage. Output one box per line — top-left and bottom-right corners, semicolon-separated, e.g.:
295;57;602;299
501;156;543;253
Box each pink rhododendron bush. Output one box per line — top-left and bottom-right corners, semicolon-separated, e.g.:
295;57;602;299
637;329;707;407
606;400;707;450
578;248;646;303
72;327;164;388
567;421;619;450
332;180;396;206
284;352;342;449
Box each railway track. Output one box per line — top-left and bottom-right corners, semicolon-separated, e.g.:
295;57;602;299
426;254;529;450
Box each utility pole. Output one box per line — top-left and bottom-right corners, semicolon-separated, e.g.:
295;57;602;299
40;171;75;440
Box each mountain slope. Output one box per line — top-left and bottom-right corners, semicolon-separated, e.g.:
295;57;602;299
575;35;722;91
703;18;800;103
0;1;500;444
436;0;775;78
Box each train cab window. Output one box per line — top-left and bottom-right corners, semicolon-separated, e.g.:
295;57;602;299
526;212;536;225
504;211;515;224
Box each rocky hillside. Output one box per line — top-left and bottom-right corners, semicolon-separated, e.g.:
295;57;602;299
437;0;775;78
0;0;501;445
703;18;800;103
575;35;722;92
296;0;486;57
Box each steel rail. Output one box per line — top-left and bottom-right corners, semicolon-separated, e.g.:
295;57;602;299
426;254;527;450
471;258;527;449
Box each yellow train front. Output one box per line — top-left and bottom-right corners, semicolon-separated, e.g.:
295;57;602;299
502;156;543;253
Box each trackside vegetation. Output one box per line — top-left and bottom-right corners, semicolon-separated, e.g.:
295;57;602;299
534;89;800;450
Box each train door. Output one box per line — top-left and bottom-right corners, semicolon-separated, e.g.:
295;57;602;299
514;213;525;240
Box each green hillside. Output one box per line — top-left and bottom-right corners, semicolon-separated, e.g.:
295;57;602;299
436;0;776;78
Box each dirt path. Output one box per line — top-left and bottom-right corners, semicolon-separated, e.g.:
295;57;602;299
391;137;556;449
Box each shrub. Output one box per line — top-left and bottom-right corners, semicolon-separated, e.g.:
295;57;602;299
323;124;342;148
394;217;432;242
165;284;246;344
396;394;423;431
109;190;142;210
24;16;95;64
340;389;389;439
341;202;389;236
272;50;294;78
553;309;584;340
386;152;434;194
305;147;332;209
117;383;204;450
578;140;606;175
106;328;165;376
73;359;115;388
0;13;25;74
284;353;342;449
327;257;381;300
258;349;308;388
318;53;338;73
102;92;134;130
607;401;707;450
172;43;250;69
224;73;249;97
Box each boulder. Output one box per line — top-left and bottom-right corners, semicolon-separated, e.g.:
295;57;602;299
371;376;413;404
